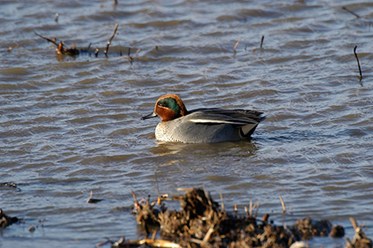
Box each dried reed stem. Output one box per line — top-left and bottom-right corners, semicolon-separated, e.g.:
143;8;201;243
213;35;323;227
354;45;363;81
260;35;265;49
279;195;286;214
219;192;225;211
104;23;119;57
34;31;58;47
233;39;240;53
349;217;359;231
342;6;360;18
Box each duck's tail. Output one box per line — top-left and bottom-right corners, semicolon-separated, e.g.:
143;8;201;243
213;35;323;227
240;123;259;137
240;113;265;137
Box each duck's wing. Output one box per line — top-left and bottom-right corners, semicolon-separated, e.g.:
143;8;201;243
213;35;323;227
187;108;265;126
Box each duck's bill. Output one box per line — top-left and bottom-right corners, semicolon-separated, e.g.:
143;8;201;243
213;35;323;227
141;112;157;120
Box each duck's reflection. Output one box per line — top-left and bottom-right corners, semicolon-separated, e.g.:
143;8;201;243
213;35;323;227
149;140;259;157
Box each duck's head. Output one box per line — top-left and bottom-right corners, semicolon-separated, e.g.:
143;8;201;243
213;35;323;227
142;94;188;121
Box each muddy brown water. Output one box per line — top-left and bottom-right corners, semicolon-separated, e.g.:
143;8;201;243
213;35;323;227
1;0;373;247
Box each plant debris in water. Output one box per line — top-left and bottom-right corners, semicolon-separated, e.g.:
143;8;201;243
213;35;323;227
34;23;123;58
0;181;21;191
87;190;104;204
0;209;19;229
108;188;372;248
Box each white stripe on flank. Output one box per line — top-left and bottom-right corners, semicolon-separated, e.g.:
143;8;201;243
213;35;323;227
189;119;246;125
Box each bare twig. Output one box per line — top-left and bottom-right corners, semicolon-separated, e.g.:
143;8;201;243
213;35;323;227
128;47;134;64
204;188;213;207
131;190;145;219
151;230;157;240
233;204;238;217
219;192;225;211
244;206;248;217
346;238;353;247
279;195;286;214
131;191;139;208
34;31;58;47
54;13;59;23
354;45;363;81
135;48;141;57
190;238;203;245
203;226;214;242
96;237;114;247
260;35;265;49
249;199;253;217
342;6;360;18
87;191;103;204
35;32;79;56
348;217;370;242
233;39;240;53
262;213;270;222
349;217;359;231
104;23;119;57
254;202;260;218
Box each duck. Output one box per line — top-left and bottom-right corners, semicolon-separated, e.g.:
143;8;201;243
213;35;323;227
142;94;265;143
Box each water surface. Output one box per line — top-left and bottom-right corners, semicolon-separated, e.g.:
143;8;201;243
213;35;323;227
1;0;373;247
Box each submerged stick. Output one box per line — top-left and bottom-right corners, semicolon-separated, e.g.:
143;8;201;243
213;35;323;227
354;45;363;81
260;35;265;49
104;23;119;57
342;6;360;18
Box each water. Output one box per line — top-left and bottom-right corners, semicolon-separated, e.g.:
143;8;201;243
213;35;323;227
1;0;373;247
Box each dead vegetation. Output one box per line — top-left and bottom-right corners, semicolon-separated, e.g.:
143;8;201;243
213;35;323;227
34;23;142;64
1;187;372;248
354;45;363;82
35;23;126;59
346;218;373;248
101;188;372;248
0;209;19;229
34;31;80;56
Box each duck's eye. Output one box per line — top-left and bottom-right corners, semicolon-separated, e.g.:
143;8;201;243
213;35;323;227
157;98;180;113
158;101;168;107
